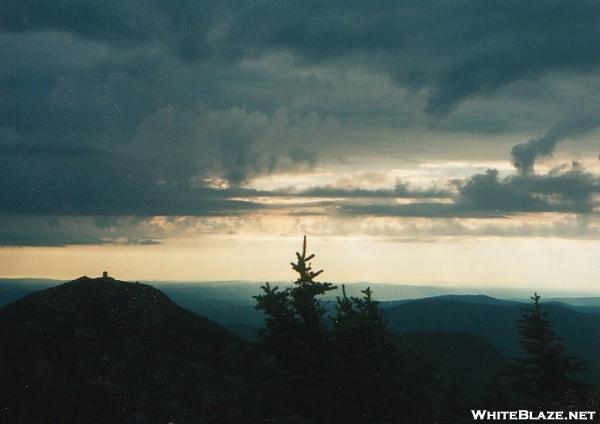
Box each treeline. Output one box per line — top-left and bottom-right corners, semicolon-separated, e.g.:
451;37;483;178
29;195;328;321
253;237;599;423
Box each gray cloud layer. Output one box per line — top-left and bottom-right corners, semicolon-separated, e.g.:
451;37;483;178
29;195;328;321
1;164;598;246
3;1;600;245
511;116;600;173
341;165;600;218
6;1;600;113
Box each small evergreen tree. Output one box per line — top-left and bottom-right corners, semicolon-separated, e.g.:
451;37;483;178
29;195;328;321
331;285;465;423
334;286;387;340
288;235;336;345
255;236;336;369
332;286;390;387
331;286;395;422
510;292;587;409
254;236;336;421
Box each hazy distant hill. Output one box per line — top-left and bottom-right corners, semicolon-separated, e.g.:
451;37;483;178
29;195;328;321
3;278;600;309
383;296;600;385
425;294;521;306
548;297;600;307
0;276;277;423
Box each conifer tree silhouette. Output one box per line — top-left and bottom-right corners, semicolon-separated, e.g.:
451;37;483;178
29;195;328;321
254;236;336;421
255;236;335;368
511;292;588;409
331;285;393;423
331;286;462;422
333;286;388;363
289;235;336;333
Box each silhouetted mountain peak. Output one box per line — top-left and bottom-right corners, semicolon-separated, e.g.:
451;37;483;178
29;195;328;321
7;276;184;327
0;276;266;423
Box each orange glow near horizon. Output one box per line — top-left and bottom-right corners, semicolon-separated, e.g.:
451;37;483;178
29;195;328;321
2;236;600;295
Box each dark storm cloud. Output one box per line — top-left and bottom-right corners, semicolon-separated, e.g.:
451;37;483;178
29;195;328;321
3;0;600;245
0;162;266;216
455;167;600;214
511;116;600;173
0;215;164;246
0;124;271;216
251;0;600;115
5;0;600;113
0;223;106;246
340;165;600;218
0;21;335;215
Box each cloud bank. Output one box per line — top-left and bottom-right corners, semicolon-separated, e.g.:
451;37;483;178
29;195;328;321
2;1;600;246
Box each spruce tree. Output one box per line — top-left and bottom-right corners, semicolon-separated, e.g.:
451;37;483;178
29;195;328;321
254;236;336;421
288;235;336;343
511;293;587;409
331;285;439;423
331;286;390;422
255;236;336;369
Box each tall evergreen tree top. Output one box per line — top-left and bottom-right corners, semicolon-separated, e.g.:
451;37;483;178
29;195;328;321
511;292;587;409
254;236;337;349
289;236;337;327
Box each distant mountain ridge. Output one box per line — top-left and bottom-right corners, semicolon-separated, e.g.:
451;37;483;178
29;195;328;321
423;294;521;306
2;277;600;306
2;278;600;342
382;296;600;386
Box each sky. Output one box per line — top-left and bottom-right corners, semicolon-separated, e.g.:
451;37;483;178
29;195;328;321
2;1;600;292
